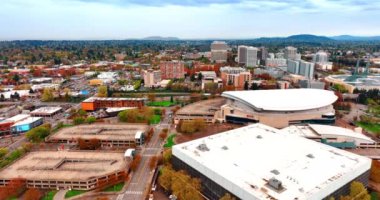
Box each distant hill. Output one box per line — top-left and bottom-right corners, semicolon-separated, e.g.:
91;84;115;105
330;35;380;41
252;34;335;44
142;36;180;40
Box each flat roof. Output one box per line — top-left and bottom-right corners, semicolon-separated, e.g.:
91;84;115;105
31;107;62;115
176;98;226;115
172;123;371;200
82;97;147;103
282;124;374;144
4;114;30;123
11;117;42;127
222;89;337;111
49;124;148;141
0;151;127;181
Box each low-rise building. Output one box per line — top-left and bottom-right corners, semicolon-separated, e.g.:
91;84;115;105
10;117;43;134
81;97;146;111
30;107;63;118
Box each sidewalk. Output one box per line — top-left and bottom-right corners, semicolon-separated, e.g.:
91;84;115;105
53;190;67;200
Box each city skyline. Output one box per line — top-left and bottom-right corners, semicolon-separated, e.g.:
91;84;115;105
1;0;380;40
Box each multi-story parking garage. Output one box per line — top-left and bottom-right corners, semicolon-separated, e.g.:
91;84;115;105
221;89;338;128
0;151;128;191
47;124;148;148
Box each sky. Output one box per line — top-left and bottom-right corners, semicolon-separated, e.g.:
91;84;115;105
0;0;380;40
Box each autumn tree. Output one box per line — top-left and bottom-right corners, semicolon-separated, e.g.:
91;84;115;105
24;188;42;200
159;131;168;140
339;181;370;200
220;193;236;200
370;160;380;183
0;148;8;159
97;85;108;97
41;88;54;102
147;93;156;102
130;154;142;171
162;149;172;165
149;156;158;170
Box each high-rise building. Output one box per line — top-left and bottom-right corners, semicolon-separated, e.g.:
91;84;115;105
287;59;300;74
313;51;329;64
159;60;185;79
287;59;315;79
211;41;228;63
299;60;315;79
237;45;247;64
237;45;258;67
265;58;287;67
285;46;298;60
143;69;161;88
258;46;268;65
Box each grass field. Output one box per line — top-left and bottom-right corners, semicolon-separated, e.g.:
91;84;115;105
356;121;380;134
147;101;176;107
42;190;57;200
164;134;176;148
103;182;125;192
65;190;85;199
149;115;161;124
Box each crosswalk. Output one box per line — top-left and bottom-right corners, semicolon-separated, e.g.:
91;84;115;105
117;191;143;200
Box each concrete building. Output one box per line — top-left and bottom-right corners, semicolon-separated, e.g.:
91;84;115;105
0;151;128;191
299;60;315;79
287;60;315;79
285;46;298;60
47;124;148;148
313;51;329;64
174;98;226;124
81;97;146;111
221;89;337;128
172;124;371;200
159;61;185;79
237;46;258;67
258;46;268;65
30;107;63;118
211;41;228;63
265;58;287;67
220;67;251;90
282;124;375;148
143;69;161;88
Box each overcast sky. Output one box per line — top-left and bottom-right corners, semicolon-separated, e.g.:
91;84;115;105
1;0;380;40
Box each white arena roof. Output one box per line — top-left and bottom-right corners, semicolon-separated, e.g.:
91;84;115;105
222;89;338;111
172;124;371;200
282;124;375;145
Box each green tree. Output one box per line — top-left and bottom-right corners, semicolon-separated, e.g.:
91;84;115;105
97;86;108;97
0;148;8;159
86;116;96;124
41;88;54;102
12;74;20;84
25;126;51;143
73;117;85;125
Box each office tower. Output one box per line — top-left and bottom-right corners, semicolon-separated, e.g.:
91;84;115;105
211;41;228;63
313;51;329;64
287;59;300;74
299;60;315;79
237;45;258;67
143;69;161;87
285;46;298;60
237;46;247;64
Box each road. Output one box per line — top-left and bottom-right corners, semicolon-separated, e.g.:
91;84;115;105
117;111;171;200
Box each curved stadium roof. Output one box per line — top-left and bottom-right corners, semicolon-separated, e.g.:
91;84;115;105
222;89;338;112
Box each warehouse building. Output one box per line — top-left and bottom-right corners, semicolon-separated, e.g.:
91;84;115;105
221;89;337;128
30;107;63;118
47;124;148;148
0;114;30;136
172;124;372;200
0;151;128;191
10;117;43;134
81;97;146;111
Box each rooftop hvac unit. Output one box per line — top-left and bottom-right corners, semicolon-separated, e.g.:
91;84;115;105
268;178;283;190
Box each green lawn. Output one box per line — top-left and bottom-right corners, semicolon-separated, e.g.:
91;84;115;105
65;190;85;199
42;190;58;200
356;121;380;134
103;182;125;192
164;134;176;148
371;192;379;200
147;101;176;107
149;115;161;124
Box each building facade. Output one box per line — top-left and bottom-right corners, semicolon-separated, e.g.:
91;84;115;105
159;61;185;79
211;41;228;63
220;67;251;89
143;69;161;88
81;97;146;111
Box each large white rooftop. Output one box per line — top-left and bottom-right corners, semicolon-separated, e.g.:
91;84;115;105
172;124;371;200
222;89;338;111
30;107;62;115
282;124;375;145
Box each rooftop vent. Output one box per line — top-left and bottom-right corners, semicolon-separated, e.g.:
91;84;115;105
256;135;263;139
270;169;280;175
306;154;314;159
197;143;210;152
268;178;283;191
221;146;228;150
